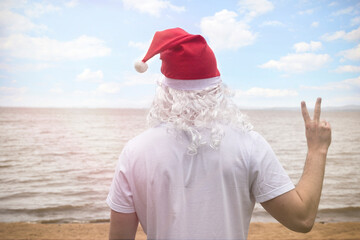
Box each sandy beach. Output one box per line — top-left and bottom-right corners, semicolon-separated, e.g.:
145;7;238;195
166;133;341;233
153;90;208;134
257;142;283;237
0;222;359;240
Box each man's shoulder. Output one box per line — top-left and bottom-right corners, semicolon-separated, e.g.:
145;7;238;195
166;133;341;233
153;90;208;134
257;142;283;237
123;125;263;156
131;125;262;144
223;125;260;142
133;124;169;139
125;124;177;151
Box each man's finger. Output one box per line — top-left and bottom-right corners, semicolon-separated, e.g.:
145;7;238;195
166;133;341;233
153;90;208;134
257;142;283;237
301;101;310;123
314;97;321;122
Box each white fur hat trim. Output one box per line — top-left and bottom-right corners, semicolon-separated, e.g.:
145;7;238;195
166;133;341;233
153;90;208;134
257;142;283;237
162;76;222;90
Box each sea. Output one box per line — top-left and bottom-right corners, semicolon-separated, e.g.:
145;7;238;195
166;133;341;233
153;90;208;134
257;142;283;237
0;107;359;223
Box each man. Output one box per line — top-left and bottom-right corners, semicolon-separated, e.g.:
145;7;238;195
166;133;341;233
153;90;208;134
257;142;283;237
107;28;331;240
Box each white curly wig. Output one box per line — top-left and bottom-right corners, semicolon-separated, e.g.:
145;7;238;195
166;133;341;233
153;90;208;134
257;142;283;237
147;81;253;155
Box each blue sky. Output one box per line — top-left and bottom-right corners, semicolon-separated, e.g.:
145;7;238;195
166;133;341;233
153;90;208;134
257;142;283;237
0;0;359;108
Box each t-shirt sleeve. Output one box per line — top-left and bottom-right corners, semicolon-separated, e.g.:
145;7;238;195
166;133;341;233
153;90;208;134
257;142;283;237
106;146;135;213
249;132;295;203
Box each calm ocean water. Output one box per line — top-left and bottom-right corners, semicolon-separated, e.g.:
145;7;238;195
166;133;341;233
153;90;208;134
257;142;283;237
0;107;359;223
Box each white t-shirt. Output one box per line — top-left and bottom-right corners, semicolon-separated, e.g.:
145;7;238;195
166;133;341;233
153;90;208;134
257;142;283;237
107;124;294;239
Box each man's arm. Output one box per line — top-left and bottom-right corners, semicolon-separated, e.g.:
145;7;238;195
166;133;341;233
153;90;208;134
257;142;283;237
109;210;139;240
261;98;331;233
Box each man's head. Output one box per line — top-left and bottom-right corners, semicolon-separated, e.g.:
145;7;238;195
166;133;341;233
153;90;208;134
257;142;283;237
135;28;252;155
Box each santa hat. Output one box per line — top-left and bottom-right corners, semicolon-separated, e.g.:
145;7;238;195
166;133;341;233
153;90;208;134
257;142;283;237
134;28;221;90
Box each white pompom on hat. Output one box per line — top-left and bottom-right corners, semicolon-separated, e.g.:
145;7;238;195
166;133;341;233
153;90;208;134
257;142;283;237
134;60;148;73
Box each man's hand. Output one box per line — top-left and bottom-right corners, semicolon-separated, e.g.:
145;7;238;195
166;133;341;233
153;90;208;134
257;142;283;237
301;98;331;153
262;98;332;233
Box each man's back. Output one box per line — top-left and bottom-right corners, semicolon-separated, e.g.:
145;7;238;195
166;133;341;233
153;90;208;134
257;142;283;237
108;28;331;240
107;124;294;239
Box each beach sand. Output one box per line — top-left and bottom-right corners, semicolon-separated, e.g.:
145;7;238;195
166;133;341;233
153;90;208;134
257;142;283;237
0;222;359;240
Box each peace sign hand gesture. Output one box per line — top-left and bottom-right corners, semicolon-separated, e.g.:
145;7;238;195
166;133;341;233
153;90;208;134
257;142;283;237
261;98;332;233
301;98;332;153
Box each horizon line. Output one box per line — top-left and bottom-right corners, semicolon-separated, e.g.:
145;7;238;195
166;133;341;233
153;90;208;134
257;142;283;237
1;105;360;111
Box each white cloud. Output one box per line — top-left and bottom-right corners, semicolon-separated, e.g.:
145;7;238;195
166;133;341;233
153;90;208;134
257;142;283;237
238;0;274;21
24;2;61;18
260;20;285;27
50;87;63;94
338;44;360;61
344;26;360;41
200;10;257;51
335;65;360;73
327;95;360;106
301;76;360;90
73;90;93;96
0;0;27;10
65;0;79;8
115;97;153;108
122;0;185;17
123;73;161;86
331;6;357;16
298;9;314;15
0;10;46;35
321;30;345;41
328;2;337;7
339;76;360;88
76;72;160;96
76;69;104;83
321;26;360;42
0;34;111;61
0;62;54;72
0;86;26;95
97;82;122;94
311;21;319;28
259;53;331;73
72;89;103;98
351;16;360;26
0;95;24;106
128;40;150;51
237;87;298;97
293;41;322;53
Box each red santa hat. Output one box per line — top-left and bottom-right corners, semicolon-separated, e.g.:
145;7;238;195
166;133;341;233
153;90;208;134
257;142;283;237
134;27;221;90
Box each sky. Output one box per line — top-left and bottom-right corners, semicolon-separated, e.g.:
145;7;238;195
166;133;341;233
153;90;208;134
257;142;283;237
0;0;359;108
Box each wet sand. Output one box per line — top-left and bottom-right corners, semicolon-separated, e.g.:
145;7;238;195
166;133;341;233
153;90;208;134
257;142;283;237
0;222;359;239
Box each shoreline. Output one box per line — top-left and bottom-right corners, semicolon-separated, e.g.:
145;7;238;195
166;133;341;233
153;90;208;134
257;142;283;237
0;222;359;240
